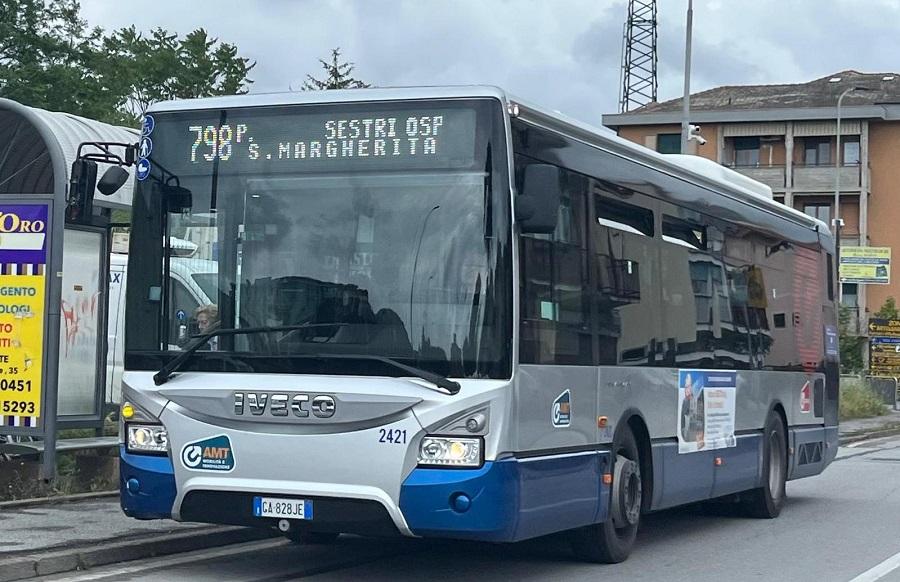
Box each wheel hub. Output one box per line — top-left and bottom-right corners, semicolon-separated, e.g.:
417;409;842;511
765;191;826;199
611;454;642;528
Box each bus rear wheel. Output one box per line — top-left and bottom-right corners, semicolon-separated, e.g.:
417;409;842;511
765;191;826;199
284;530;340;545
743;411;787;518
570;425;641;563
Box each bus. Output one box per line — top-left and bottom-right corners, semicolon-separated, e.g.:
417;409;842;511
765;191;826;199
115;86;838;563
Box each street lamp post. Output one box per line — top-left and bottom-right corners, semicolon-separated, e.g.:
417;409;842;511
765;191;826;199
680;0;693;153
833;85;870;304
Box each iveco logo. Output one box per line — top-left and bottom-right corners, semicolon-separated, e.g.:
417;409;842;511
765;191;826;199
233;392;336;419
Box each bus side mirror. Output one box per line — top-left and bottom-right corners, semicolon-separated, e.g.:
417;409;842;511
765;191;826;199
163;184;193;213
67;159;98;224
97;166;130;196
516;164;561;234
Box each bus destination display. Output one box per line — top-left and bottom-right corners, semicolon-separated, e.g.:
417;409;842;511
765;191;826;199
164;107;477;173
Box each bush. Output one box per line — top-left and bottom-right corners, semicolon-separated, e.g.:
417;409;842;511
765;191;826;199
840;378;887;421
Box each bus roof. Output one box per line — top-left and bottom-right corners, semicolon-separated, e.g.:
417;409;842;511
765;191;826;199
146;85;830;239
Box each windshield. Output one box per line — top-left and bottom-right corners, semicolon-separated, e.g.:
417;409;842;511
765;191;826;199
125;99;512;379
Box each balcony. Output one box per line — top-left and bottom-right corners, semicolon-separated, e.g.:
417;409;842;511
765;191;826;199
793;164;861;191
729;165;786;189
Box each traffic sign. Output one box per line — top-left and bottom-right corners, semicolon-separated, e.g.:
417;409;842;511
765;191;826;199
869;318;900;374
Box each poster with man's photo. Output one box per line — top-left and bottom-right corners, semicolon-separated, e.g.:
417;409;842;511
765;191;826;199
677;370;737;454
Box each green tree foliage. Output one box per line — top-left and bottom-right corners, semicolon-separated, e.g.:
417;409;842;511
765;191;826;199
0;0;107;118
99;27;254;121
0;0;254;126
301;48;370;90
875;296;899;320
839;304;866;374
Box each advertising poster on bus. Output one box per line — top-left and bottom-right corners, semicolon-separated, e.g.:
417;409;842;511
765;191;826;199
677;369;737;454
0;204;48;428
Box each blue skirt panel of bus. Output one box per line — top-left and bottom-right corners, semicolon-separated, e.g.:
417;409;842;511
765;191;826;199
399;451;611;542
119;446;177;519
651;433;763;510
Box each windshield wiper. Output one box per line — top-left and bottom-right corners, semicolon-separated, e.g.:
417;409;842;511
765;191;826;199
152;325;462;395
153;324;343;386
306;353;461;395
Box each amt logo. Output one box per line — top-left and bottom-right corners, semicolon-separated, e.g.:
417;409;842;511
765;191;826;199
180;435;235;472
552;389;572;428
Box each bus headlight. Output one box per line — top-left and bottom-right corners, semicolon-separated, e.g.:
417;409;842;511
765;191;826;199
126;423;169;454
418;436;483;468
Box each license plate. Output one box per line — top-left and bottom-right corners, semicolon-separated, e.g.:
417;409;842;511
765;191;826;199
252;497;313;520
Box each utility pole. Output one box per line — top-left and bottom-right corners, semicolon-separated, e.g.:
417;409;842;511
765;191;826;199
680;0;693;153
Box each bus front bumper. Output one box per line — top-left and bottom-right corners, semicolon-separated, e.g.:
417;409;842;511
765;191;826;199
120;446;611;543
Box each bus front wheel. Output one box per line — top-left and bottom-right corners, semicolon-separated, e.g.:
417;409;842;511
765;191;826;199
570;425;641;563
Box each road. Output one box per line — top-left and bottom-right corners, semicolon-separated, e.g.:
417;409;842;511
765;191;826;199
36;433;900;582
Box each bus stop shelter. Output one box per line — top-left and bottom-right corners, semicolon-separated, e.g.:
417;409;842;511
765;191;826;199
0;98;136;477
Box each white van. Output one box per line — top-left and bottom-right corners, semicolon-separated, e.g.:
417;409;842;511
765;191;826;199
106;240;217;404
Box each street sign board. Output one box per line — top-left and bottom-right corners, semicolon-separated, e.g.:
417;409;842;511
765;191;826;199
841;246;891;285
869;318;900;375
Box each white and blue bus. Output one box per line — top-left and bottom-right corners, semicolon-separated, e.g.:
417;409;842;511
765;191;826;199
116;87;838;563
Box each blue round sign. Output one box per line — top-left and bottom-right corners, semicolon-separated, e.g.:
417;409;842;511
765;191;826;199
176;309;187;321
139;137;153;159
136;158;151;181
141;114;155;136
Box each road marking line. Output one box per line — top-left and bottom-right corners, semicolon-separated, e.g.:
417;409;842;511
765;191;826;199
850;549;900;582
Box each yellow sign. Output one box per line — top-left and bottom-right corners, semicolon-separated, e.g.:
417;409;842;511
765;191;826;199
841;246;891;284
0;203;48;429
0;274;45;420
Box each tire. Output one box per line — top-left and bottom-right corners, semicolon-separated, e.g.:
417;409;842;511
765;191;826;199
743;411;787;518
571;425;642;563
284;530;340;545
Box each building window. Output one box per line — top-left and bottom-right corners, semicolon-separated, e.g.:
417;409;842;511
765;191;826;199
842;283;858;307
657;133;681;154
843;141;861;166
803;202;831;224
733;137;760;166
804;138;831;166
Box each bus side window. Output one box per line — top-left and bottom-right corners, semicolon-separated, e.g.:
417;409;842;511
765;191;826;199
519;161;592;365
592;191;657;366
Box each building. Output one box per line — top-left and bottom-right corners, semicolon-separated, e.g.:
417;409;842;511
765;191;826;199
602;70;900;334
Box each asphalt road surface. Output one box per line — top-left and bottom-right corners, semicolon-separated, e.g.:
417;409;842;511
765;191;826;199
37;433;900;582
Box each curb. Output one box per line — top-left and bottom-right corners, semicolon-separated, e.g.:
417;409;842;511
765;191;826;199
0;525;278;582
839;423;900;446
0;490;117;510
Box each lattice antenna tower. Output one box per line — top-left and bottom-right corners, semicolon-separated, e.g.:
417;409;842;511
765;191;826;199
619;0;658;112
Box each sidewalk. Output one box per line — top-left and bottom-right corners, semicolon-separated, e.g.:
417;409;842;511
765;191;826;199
839;407;900;444
0;496;275;581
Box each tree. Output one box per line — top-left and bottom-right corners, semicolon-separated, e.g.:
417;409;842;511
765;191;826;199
839;304;866;374
301;48;370;91
97;27;255;122
0;0;254;126
875;297;899;320
0;0;111;120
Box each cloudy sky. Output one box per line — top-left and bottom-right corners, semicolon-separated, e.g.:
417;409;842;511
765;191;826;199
80;0;900;126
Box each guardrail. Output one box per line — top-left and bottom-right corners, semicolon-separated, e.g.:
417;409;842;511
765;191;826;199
865;375;899;410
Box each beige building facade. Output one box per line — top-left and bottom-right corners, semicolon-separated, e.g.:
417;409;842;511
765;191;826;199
603;71;900;335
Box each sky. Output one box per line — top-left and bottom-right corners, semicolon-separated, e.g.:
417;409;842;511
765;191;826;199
80;0;900;127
